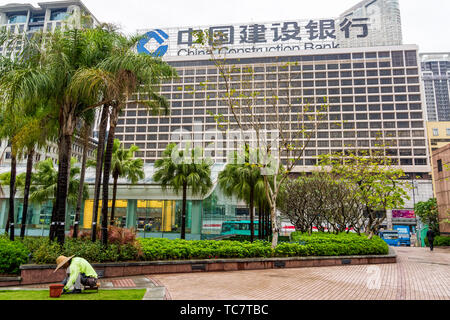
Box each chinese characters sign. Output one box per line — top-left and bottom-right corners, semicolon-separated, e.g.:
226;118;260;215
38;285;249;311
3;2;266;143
138;18;371;57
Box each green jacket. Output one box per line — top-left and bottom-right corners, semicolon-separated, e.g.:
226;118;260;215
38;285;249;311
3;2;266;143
65;257;98;290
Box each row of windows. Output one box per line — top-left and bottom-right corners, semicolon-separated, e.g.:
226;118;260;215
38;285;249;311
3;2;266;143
171;69;420;83
163;79;421;93
168;50;417;68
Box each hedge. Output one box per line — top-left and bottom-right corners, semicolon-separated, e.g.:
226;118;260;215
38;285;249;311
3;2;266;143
425;236;450;247
0;236;30;275
0;233;390;274
16;237;141;265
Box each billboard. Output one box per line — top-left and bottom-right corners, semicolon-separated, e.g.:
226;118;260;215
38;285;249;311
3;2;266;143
392;210;416;219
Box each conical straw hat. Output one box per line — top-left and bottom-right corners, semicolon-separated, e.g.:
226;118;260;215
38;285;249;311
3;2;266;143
54;255;75;273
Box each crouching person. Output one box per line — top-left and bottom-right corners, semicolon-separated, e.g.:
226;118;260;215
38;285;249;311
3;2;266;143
55;255;98;294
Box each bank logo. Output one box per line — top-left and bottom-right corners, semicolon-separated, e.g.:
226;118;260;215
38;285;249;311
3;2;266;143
137;29;169;57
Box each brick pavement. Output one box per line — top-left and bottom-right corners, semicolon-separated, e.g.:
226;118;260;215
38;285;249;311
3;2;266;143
149;247;450;300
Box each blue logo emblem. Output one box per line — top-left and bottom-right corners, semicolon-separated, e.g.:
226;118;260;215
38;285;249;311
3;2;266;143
137;29;169;57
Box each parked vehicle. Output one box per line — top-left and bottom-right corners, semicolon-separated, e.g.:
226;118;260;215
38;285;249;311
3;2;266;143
221;221;259;236
393;225;411;246
379;230;400;246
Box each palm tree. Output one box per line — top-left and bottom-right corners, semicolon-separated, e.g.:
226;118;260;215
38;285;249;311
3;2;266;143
110;139;144;226
0;27;129;244
30;158;89;230
73;119;93;239
218;147;265;242
153;143;213;240
96;51;176;245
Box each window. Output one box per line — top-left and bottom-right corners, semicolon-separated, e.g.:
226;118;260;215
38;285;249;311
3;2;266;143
7;14;27;24
437;159;443;172
447;128;450;136
50;9;69;21
433;128;439;136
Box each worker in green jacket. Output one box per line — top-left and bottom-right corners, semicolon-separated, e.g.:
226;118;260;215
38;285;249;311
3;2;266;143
54;255;99;294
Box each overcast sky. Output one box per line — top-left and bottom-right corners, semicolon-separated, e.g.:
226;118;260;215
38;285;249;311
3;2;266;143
1;0;449;52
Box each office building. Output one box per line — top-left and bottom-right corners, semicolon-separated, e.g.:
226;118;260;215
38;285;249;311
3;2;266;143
420;53;450;121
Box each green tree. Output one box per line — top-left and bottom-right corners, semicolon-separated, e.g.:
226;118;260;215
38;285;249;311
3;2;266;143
73;119;93;239
318;149;411;238
91;139;144;226
153;143;213;240
218;147;265;242
0;26;124;244
29;158;89;226
415;198;440;234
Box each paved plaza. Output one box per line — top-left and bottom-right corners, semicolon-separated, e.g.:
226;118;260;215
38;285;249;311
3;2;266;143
149;247;450;300
2;247;449;300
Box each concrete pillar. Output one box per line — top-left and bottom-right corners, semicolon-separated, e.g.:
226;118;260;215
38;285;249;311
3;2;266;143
0;200;7;229
126;200;137;229
386;209;393;230
190;201;202;235
32;203;41;225
0;13;7;25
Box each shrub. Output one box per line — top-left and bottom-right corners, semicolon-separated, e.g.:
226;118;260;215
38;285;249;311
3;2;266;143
25;238;142;265
69;226;138;245
138;238;274;261
290;232;389;256
425;236;450;247
15;232;389;267
0;236;30;275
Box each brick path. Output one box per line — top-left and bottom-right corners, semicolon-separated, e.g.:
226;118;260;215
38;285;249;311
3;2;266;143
149;247;450;300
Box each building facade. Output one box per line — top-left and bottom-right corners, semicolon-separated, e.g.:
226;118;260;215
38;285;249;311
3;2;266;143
0;0;439;241
420;53;450;122
432;143;450;235
119;45;431;177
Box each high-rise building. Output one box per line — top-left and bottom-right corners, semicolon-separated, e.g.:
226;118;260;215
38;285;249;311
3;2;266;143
0;0;99;166
124;0;430;177
420;53;450;122
0;0;437;239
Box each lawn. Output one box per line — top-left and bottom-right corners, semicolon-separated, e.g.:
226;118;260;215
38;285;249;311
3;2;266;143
0;289;147;300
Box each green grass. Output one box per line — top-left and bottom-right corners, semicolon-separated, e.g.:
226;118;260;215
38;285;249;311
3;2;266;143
0;289;147;300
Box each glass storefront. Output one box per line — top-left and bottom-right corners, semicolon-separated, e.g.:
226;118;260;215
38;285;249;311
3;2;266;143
136;200;179;233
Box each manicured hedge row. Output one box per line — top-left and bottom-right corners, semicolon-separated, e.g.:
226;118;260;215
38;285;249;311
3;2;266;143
139;238;273;260
18;237;141;265
425;236;450;247
138;234;389;261
288;232;389;256
0;237;30;275
1;233;389;274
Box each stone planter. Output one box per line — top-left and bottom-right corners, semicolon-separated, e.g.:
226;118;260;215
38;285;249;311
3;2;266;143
9;248;397;287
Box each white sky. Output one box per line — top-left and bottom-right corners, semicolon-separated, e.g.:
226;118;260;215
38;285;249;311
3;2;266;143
1;0;449;52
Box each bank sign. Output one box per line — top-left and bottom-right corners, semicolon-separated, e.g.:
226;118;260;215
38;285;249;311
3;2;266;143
137;17;371;58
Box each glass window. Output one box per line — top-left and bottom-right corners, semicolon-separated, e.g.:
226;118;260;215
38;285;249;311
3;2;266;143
7;14;28;24
50;9;69;21
433;128;439;136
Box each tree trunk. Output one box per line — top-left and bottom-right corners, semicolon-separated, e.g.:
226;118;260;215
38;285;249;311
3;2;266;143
74;125;90;239
110;174;118;226
181;183;187;240
271;206;278;248
54;132;73;245
258;204;263;240
20;148;34;239
7;153;16;241
91;106;109;242
101;105;119;246
249;188;254;243
49;201;57;241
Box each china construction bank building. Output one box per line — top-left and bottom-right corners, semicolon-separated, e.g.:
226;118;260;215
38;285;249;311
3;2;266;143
0;0;435;240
